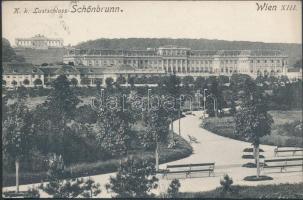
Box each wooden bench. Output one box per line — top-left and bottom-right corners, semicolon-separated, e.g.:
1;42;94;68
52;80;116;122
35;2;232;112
263;157;303;172
160;163;215;178
274;147;303;157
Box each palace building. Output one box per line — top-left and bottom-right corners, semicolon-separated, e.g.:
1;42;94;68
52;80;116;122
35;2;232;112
15;34;63;49
63;45;288;78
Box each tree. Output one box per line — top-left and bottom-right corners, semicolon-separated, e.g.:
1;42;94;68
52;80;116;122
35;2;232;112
230;97;237;116
106;157;158;198
11;80;18;87
96;105;132;157
16;86;28;99
141;107;170;147
167;179;180;198
116;76;126;85
161;74;181;97
218;75;230;87
95;79;102;92
220;174;233;195
194;76;206;90
33;79;42;86
235;80;273;178
105;77;114;88
128;77;135;88
70;78;78;87
81;177;101;198
293;59;302;68
46;75;81;120
182;76;194;87
2;79;6;86
2;38;25;62
2;97;34;193
23;79;30;85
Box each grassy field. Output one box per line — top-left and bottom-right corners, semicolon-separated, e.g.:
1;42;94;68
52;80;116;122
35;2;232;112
178;183;303;198
202;110;302;147
6;96;94;109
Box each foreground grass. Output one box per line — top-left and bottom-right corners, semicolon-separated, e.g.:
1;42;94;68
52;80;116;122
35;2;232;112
3;133;192;187
202;110;302;147
178;183;303;198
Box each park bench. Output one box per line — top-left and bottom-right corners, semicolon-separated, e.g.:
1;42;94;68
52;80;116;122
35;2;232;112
161;162;215;178
274;147;303;157
263;157;303;172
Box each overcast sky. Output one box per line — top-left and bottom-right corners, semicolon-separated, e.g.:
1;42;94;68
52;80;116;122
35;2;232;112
2;1;302;46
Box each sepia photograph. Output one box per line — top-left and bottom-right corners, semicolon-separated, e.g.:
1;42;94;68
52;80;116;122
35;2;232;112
1;0;302;198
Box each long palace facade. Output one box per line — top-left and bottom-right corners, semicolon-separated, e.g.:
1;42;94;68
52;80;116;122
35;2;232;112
63;45;288;78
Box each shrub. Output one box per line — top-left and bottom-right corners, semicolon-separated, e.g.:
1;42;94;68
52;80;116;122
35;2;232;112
167;179;181;198
220;174;233;194
243;175;273;181
105;157;158;198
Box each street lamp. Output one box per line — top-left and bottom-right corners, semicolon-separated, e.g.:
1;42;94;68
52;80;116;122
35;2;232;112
100;88;104;111
208;95;217;117
203;89;207;117
179;95;184;136
147;88;152;112
197;90;201;110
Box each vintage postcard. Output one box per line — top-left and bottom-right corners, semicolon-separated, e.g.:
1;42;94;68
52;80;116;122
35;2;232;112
2;0;302;198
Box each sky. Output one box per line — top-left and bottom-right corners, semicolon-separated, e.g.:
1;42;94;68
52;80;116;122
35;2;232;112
2;1;302;46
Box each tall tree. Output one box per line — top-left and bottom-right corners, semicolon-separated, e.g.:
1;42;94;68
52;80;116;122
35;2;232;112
235;80;273;178
45;75;80;121
95;97;132;157
2;97;34;193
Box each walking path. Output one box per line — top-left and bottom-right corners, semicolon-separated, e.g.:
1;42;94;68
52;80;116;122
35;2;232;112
3;111;303;197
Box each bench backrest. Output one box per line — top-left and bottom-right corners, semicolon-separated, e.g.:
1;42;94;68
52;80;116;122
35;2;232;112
265;157;303;163
167;163;215;169
275;149;303;152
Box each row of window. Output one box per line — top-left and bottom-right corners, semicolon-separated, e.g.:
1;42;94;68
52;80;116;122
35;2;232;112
250;59;286;64
160;50;187;56
164;66;213;73
5;75;42;78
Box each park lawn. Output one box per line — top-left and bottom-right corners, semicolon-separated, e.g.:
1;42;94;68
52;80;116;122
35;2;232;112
178;183;303;198
6;96;94;109
202;110;302;147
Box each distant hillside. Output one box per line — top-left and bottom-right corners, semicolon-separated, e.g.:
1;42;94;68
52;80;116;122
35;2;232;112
76;38;302;67
14;48;66;65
